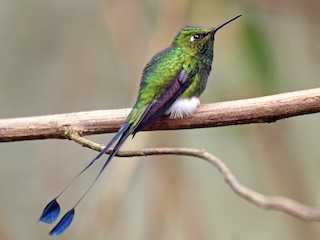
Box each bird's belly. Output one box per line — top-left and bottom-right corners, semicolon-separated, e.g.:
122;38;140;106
165;97;200;119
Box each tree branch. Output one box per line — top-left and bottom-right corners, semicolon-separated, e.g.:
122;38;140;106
67;131;320;221
2;88;320;221
0;88;319;142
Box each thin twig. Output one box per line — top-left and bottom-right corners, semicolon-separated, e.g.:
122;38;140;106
0;88;319;142
68;131;320;222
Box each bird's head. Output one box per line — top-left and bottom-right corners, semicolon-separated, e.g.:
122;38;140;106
173;14;241;56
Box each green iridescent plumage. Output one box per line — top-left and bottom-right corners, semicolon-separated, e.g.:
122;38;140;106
134;26;213;108
38;14;241;236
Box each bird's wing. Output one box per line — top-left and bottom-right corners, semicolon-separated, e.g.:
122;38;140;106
132;68;192;133
95;66;195;167
87;66;197;175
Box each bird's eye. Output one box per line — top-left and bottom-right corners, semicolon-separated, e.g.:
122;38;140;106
190;34;203;42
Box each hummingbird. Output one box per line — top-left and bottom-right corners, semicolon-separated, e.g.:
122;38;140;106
38;14;241;236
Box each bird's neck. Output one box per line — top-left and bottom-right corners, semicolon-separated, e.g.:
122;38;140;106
173;43;214;67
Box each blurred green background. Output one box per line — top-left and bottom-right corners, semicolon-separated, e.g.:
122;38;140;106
0;0;319;239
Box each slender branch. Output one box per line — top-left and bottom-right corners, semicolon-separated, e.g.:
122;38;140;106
0;88;319;142
68;132;320;221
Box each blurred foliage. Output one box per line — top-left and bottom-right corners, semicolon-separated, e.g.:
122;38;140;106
243;13;276;93
0;0;319;240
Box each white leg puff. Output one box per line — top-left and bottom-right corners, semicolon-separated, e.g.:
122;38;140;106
165;97;200;119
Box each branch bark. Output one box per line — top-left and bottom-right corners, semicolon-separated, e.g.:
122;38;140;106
0;88;319;142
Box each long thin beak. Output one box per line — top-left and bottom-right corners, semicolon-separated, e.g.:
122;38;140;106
211;14;242;35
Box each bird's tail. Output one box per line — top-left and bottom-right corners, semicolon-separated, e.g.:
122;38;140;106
38;104;153;236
